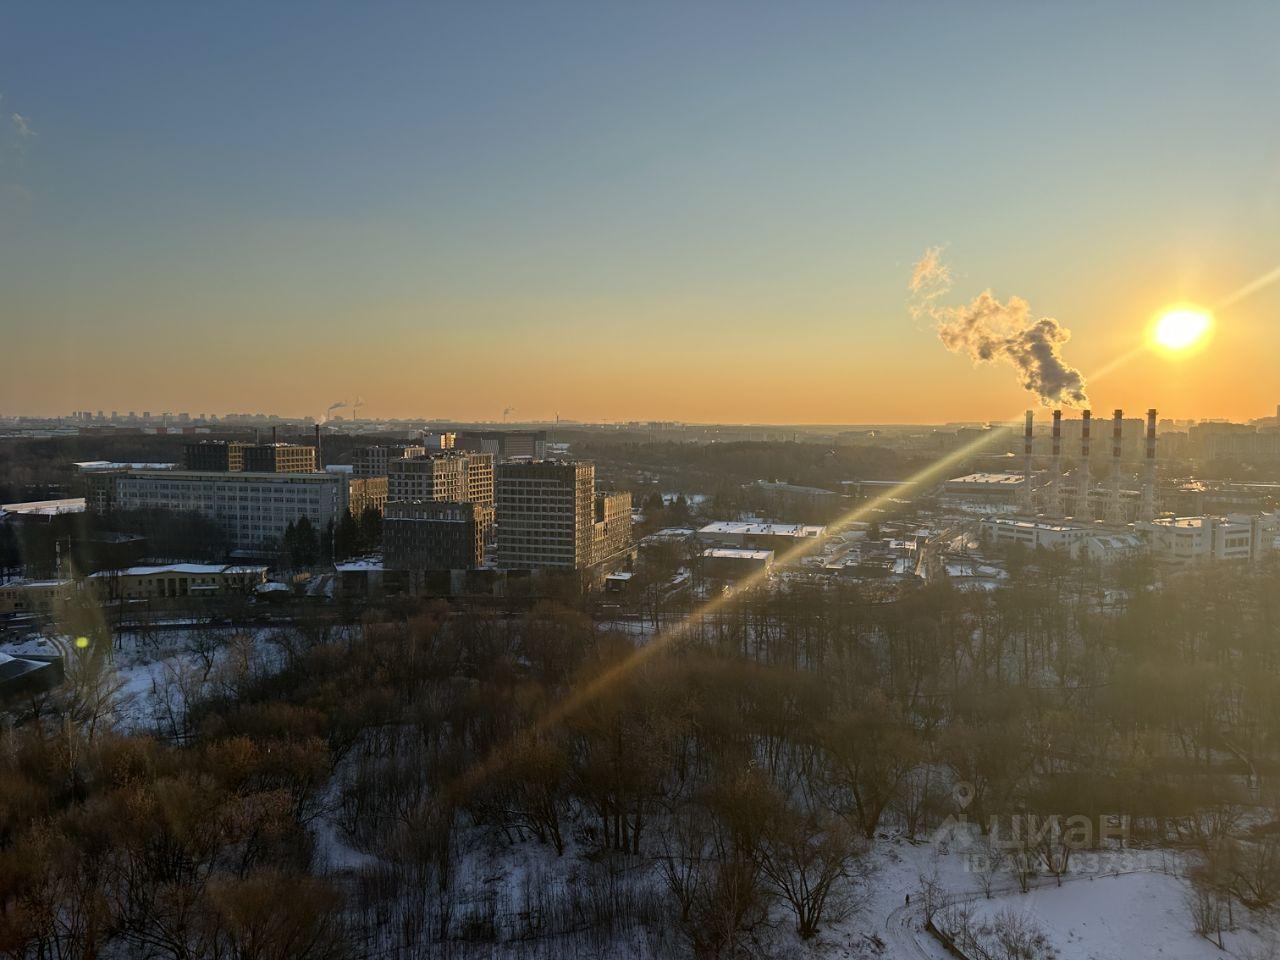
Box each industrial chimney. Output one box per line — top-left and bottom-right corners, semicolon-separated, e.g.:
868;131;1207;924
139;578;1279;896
1046;409;1064;517
1020;410;1035;513
314;422;323;471
1076;409;1091;519
1104;408;1126;525
1140;408;1157;520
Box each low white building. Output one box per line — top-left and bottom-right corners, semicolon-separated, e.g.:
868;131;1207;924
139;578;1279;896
981;517;1091;554
1135;514;1279;565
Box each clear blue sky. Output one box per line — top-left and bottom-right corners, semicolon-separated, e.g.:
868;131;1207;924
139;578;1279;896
3;1;1278;421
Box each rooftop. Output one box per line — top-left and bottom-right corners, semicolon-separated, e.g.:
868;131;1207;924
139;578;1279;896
1;498;86;516
89;563;266;578
946;472;1026;486
702;547;775;561
699;521;825;538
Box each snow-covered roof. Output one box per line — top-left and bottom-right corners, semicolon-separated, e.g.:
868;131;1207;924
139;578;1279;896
699;521;825;538
89;563;263;578
1;498;86;517
701;547;775;561
74;461;177;471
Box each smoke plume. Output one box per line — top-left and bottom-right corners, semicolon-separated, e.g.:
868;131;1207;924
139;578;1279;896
318;400;348;425
909;247;1088;407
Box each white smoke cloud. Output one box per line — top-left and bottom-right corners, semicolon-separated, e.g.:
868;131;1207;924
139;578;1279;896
10;113;34;138
909;247;1088;407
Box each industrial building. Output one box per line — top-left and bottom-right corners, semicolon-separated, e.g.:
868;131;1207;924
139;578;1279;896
1016;407;1160;524
696;521;826;554
700;547;774;581
980;517;1142;563
942;473;1027;504
1134;514;1279;565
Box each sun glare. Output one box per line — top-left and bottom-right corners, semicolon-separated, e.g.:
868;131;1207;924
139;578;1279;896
1151;307;1213;353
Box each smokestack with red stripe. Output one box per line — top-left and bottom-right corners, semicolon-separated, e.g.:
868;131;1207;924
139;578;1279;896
1141;408;1157;520
1021;410;1035;513
1105;408;1125;525
1077;409;1092;519
1047;409;1064;516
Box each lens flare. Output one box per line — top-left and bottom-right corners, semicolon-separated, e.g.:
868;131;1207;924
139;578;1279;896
1150;307;1212;354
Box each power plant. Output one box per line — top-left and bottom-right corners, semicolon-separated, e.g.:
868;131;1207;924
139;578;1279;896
1016;406;1160;525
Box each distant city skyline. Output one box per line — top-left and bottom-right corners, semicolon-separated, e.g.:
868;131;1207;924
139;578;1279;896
3;2;1279;422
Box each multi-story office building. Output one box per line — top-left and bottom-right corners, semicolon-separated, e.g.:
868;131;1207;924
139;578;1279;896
184;441;249;472
458;430;547;461
243;443;317;473
387;452;494;528
384;500;484;573
496;460;631;570
352;444;426;477
105;469;348;552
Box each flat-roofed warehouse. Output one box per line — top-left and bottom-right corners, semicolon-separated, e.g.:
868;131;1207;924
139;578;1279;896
696;521;825;553
943;472;1027;501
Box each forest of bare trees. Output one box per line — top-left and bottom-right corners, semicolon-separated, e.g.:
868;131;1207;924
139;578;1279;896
3;548;1280;958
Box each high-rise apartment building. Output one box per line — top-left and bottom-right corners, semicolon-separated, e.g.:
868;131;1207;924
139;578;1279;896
388;452;494;534
347;475;388;518
592;490;633;567
243;443;317;473
183;440;316;473
422;432;457;451
384;500;484;573
457;430;547;461
184;441;249;472
352;444;426;477
496;460;631;570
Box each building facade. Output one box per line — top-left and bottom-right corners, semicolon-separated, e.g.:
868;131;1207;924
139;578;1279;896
106;469;349;552
243;443;317;473
1135;514;1279;564
384;500;484;572
184;441;248;472
88;563;268;601
592;490;633;567
183;441;316;473
0;579;74;615
496;460;595;570
387;452;494;533
458;430;547;461
347;475;388;518
352;444;426;477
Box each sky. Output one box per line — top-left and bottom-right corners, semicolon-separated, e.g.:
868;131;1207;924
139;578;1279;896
2;1;1278;424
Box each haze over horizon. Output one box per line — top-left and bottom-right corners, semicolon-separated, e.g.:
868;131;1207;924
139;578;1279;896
3;1;1278;423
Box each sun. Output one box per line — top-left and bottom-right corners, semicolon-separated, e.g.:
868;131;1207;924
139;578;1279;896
1150;306;1213;354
